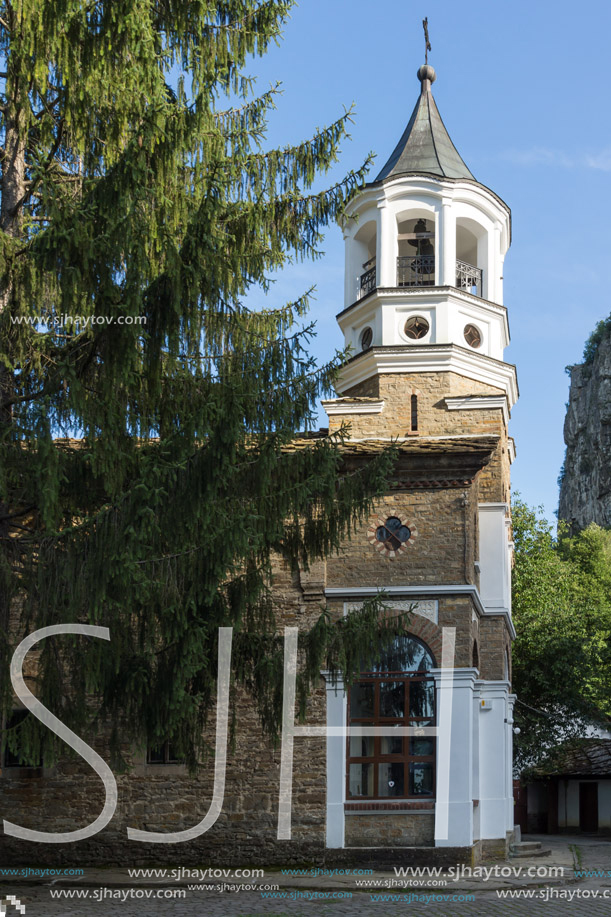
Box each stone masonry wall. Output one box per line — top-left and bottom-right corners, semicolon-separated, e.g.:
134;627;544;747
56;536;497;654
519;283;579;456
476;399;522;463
338;372;505;438
335;371;511;504
327;490;477;590
345;813;434;847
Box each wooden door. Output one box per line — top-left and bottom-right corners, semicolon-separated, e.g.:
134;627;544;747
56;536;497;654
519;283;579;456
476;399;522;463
579;782;598;833
513;780;528;833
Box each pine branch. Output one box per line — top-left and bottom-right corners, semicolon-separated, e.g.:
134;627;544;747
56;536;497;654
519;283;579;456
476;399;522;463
16;119;65;211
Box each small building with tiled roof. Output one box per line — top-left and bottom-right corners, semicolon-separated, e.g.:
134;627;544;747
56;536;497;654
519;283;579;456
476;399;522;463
522;738;611;835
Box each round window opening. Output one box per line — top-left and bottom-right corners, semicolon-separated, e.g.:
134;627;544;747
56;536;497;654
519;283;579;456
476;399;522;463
360;326;373;351
368;512;417;558
464;323;482;348
376;516;411;551
404;316;429;340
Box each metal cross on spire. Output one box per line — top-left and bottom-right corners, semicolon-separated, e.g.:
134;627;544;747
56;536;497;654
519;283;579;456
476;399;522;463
423;17;431;64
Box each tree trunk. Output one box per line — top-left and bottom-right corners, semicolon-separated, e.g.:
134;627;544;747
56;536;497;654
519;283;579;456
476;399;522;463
0;11;26;415
0;14;26;646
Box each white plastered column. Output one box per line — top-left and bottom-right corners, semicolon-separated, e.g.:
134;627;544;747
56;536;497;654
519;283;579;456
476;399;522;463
478;503;511;615
323;674;346;848
472;680;482;841
483;223;502;303
439;197;456;288
478;680;512;841
506;693;516;833
433;668;477;848
377;199;395;288
343;226;353;309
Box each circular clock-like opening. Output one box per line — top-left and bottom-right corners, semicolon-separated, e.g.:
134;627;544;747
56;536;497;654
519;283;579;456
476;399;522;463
404;316;429;340
464;323;482;348
360;326;373;350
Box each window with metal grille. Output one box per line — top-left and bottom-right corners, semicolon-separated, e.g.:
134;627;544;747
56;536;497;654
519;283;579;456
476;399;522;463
147;741;182;765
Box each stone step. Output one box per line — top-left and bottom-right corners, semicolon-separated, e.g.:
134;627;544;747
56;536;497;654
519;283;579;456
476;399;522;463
510;841;551;858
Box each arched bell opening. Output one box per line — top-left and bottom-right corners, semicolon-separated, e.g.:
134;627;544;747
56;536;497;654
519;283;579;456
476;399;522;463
456;218;485;297
396;212;436;288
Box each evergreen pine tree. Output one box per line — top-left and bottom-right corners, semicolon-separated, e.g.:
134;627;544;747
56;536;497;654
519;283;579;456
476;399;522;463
0;1;400;766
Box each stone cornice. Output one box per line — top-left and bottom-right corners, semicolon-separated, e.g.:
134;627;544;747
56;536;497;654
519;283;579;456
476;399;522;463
321;398;384;416
444;395;509;427
325;584;516;640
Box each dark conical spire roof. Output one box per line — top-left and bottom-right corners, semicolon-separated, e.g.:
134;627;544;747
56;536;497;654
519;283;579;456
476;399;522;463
375;65;475;182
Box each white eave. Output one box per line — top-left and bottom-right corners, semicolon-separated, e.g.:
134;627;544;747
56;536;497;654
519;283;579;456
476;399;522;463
337;344;519;410
321;399;385;416
444;394;510;427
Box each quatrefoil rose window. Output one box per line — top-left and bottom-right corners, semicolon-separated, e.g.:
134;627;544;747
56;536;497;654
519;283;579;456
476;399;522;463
368;513;417;558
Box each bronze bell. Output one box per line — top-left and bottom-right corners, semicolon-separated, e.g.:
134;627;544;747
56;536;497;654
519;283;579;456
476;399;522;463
409;219;434;257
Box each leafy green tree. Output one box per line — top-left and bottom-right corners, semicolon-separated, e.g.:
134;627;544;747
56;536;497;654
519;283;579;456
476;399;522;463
0;1;399;767
579;312;611;367
512;498;611;771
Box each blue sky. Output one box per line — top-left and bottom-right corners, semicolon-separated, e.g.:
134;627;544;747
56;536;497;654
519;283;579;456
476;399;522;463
242;0;611;523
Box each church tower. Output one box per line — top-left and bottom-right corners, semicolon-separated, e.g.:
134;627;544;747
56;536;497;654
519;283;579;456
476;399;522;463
321;61;518;861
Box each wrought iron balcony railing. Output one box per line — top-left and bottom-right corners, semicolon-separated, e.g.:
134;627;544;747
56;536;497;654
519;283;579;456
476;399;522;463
360;262;376;297
397;255;435;287
456;260;482;297
355;256;483;297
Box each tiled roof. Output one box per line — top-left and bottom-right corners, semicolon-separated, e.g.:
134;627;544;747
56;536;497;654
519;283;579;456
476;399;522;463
534;739;611;777
287;435;499;456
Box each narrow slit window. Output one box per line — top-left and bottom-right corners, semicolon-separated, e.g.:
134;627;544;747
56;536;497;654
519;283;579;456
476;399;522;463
410;394;418;432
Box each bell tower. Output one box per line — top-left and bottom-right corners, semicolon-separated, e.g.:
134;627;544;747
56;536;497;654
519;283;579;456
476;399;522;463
321;59;519;862
335;63;516;421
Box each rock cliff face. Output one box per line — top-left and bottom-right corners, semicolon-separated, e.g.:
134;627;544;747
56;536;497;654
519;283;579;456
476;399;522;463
559;321;611;533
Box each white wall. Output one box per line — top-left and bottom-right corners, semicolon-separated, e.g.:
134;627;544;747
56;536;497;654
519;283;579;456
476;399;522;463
478;504;511;615
558;779;611;831
478;682;513;839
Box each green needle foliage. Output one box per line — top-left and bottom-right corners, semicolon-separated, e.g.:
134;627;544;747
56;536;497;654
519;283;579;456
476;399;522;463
0;0;399;768
512;498;611;773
